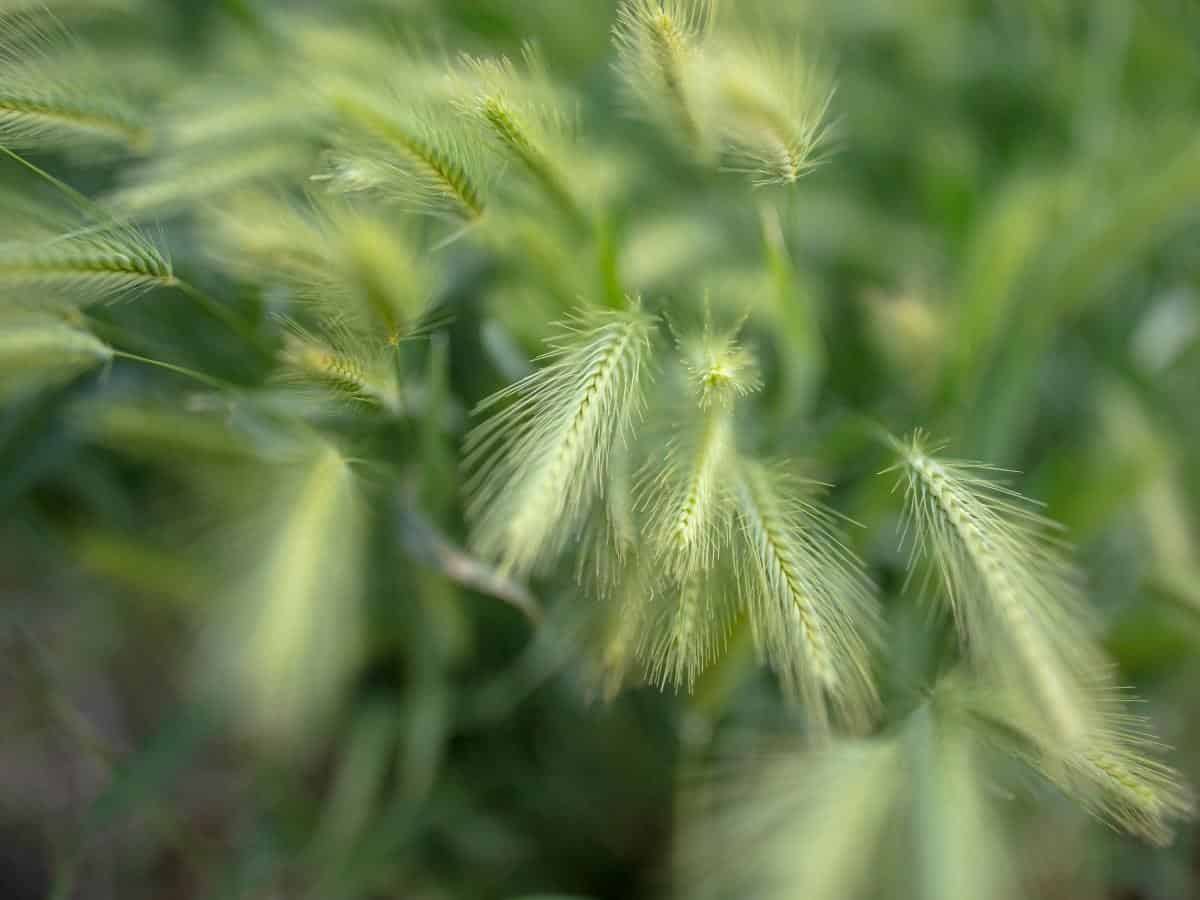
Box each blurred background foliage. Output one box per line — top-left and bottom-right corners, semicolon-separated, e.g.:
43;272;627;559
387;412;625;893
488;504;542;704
1;0;1199;898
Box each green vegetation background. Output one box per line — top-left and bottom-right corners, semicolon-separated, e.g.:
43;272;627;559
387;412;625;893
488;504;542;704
1;0;1199;898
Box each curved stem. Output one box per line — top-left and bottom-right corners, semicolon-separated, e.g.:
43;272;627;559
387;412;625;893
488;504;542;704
0;143;95;212
112;350;234;392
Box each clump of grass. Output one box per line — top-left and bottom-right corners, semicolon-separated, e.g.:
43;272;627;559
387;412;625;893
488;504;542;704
1;3;1194;891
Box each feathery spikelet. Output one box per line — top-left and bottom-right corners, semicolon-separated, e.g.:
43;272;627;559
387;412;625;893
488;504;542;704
714;40;834;186
0;311;111;399
887;430;1099;746
465;303;655;576
582;551;649;700
0;11;150;152
278;319;402;414
208;193;431;339
613;0;716;155
202;445;365;751
956;676;1194;846
734;459;880;732
574;442;648;698
454;49;584;224
677;309;762;408
638;568;736;693
641;314;757;578
580;453;735;697
0;0;143;20
0;223;174;305
320;92;489;222
641;400;736;582
327;210;435;339
203;192;328;288
890;432;1194;843
630;314;759;691
1069;700;1196;845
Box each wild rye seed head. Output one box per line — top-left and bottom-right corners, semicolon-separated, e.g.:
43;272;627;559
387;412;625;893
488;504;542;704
0;222;174;305
887;430;1101;745
614;0;717;156
714;39;835;186
734;459;881;733
464;303;655;577
321;91;491;224
0;10;150;153
889;431;1193;843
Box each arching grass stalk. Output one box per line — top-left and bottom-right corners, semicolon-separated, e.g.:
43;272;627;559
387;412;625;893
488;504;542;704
111;350;233;392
